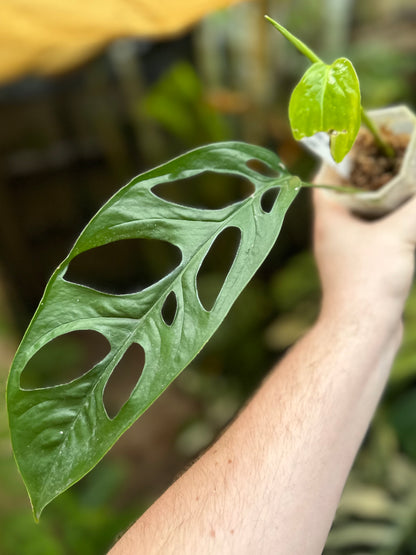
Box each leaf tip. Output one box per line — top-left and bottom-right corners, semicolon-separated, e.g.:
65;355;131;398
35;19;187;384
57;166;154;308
30;495;43;523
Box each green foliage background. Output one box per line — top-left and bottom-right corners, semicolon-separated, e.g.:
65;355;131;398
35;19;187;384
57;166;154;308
1;0;416;552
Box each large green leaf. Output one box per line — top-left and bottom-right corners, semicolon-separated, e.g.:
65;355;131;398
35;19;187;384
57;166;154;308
289;58;361;162
7;141;300;519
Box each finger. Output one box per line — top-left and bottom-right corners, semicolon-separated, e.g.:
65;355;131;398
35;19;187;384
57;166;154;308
312;163;356;221
383;193;416;244
312;187;352;225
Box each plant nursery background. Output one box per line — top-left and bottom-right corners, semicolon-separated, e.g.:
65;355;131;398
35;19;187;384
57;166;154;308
0;0;416;552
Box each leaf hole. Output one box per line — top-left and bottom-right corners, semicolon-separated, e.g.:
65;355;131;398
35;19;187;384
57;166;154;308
65;238;182;294
151;171;254;210
246;159;281;177
20;330;111;389
260;188;280;213
161;291;178;326
103;343;145;420
197;226;241;311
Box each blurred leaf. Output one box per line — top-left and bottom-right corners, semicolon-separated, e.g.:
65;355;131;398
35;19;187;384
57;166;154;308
389;389;416;460
326;522;397;552
389;284;416;386
0;512;63;555
175;420;216;457
7;141;300;518
0;0;243;82
337;485;401;521
265;307;316;350
325;456;416;554
271;251;320;311
266;251;320;350
143;62;229;144
351;43;413;107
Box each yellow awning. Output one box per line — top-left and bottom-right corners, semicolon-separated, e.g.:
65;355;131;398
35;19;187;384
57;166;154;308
0;0;242;83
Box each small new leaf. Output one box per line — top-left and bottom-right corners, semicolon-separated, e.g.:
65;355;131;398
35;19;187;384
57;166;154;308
289;58;361;162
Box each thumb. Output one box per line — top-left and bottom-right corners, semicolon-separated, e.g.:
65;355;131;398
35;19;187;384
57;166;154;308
312;163;357;224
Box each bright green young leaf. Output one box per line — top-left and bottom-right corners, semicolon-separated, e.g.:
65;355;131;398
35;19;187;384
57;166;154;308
7;141;300;519
289;58;361;162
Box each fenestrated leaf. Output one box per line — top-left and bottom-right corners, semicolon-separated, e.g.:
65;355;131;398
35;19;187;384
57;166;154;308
7;141;301;519
289;58;361;162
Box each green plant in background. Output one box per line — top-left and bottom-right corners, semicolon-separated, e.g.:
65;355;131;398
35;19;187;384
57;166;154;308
142;61;229;146
5;19;408;519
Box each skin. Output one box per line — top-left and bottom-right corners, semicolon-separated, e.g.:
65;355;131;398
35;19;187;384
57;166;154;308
109;166;416;554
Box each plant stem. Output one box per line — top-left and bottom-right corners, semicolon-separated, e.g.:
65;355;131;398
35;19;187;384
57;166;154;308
360;108;395;158
300;181;363;194
264;16;322;64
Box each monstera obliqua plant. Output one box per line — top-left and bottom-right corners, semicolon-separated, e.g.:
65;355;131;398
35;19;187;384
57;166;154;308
7;17;403;519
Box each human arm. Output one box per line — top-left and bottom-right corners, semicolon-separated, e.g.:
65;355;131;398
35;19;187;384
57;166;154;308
109;167;416;555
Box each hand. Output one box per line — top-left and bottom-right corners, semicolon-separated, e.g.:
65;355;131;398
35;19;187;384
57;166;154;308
313;165;416;328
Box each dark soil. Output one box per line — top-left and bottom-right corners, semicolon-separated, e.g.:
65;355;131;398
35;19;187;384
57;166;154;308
349;127;409;191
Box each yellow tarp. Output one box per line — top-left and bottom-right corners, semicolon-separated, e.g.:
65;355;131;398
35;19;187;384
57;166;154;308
0;0;241;83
